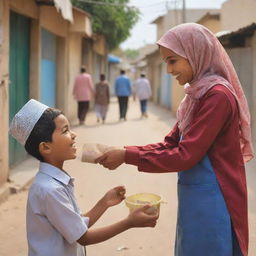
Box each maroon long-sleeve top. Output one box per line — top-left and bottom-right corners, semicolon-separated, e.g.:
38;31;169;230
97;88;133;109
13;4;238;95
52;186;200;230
125;85;248;255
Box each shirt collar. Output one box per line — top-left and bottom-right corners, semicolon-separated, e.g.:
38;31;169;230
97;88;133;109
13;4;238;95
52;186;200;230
39;162;73;186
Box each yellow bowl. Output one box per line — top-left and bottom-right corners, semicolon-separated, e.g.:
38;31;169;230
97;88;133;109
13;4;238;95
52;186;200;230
125;193;161;215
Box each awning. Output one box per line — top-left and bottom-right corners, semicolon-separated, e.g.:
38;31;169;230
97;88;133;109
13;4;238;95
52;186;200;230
70;7;92;37
93;35;106;56
217;23;256;47
54;0;73;23
108;55;121;63
35;0;73;22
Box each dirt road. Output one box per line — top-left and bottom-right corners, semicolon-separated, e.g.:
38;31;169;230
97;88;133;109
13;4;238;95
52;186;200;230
0;98;255;256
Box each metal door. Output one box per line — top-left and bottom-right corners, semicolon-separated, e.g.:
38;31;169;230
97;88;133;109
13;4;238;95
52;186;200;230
9;11;30;167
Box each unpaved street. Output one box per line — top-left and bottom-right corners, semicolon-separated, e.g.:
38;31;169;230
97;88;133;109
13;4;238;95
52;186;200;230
0;98;255;256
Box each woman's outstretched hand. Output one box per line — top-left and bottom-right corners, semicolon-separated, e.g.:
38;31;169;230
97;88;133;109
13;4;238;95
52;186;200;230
95;149;125;170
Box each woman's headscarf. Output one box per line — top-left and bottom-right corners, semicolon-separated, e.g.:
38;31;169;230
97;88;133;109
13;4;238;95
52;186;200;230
157;23;254;162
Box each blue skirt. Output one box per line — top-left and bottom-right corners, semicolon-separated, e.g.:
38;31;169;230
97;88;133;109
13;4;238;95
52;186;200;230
175;155;243;256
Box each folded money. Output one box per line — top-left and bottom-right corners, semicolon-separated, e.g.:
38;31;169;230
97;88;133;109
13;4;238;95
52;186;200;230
81;143;115;163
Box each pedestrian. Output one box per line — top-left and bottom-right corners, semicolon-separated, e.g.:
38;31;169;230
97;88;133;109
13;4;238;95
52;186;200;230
134;73;152;118
95;74;110;124
73;66;94;125
9;99;159;256
115;69;132;121
95;23;254;256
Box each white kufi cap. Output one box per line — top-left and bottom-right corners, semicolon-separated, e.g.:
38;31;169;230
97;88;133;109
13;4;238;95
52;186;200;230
9;99;49;145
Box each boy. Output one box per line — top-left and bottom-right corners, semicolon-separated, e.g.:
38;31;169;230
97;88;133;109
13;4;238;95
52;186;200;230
9;99;159;256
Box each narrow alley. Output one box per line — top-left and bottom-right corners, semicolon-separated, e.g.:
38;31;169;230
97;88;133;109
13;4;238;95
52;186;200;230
0;98;255;256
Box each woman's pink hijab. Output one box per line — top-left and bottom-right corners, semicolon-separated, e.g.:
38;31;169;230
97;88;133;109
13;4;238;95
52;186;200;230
157;23;254;162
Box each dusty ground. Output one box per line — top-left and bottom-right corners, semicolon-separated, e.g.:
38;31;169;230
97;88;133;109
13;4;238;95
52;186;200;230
0;98;255;256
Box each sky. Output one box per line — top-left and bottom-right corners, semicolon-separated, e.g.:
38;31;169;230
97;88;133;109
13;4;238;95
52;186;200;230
121;0;227;49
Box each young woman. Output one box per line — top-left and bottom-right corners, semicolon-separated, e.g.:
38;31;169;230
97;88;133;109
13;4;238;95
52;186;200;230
96;23;254;256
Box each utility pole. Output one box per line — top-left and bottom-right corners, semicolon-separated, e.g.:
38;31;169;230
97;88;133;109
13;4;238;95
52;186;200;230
165;0;169;12
182;0;186;23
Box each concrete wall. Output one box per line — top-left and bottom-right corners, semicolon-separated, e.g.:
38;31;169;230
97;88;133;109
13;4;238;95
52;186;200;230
162;9;218;36
146;51;162;104
40;6;69;37
0;0;95;188
224;34;256;149
108;63;121;91
93;35;106;56
221;0;256;31
155;18;165;41
10;0;38;19
0;0;9;185
171;78;184;113
56;37;68;114
198;17;221;33
67;33;82;121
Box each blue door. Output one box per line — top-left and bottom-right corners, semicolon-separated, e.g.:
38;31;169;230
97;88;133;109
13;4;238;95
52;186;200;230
40;29;56;107
160;72;172;109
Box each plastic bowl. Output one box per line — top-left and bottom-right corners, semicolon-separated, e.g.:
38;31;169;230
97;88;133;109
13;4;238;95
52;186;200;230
125;193;161;215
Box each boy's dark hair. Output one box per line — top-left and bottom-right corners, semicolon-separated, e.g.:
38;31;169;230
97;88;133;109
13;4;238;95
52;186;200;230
120;70;125;75
140;73;145;78
100;74;105;81
25;108;62;162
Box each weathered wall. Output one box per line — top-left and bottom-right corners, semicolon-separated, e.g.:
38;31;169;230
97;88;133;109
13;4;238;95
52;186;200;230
0;0;9;185
198;17;221;33
40;6;68;37
67;33;82;121
221;0;256;31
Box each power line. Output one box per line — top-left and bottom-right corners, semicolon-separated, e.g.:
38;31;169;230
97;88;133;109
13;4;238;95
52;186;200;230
76;0;133;7
76;0;177;9
135;1;178;9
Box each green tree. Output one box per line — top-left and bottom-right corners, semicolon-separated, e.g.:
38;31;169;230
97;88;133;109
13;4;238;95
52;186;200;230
72;0;140;51
124;48;139;59
111;47;139;60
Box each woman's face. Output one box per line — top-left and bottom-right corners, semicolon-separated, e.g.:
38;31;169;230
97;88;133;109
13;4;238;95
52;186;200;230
160;46;193;85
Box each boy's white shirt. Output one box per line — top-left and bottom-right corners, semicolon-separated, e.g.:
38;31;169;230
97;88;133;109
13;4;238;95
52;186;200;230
27;162;89;256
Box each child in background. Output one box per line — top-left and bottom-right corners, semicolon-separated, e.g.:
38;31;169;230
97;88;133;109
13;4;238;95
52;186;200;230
9;99;158;256
95;74;110;124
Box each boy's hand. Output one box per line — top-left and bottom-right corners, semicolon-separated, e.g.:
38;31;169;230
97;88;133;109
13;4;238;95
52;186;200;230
95;149;125;170
103;186;126;207
126;205;159;228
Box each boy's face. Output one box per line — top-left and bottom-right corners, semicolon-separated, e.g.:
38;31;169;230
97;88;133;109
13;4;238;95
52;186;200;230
45;114;77;166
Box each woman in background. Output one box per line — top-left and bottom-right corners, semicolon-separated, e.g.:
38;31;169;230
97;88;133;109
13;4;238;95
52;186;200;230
95;74;110;124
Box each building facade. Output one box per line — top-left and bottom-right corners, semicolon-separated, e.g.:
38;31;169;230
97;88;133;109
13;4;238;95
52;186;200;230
0;0;107;198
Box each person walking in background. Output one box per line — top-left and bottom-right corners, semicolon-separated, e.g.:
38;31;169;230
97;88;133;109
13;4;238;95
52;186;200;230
73;66;94;125
95;74;110;124
134;73;152;118
96;23;254;256
115;70;132;121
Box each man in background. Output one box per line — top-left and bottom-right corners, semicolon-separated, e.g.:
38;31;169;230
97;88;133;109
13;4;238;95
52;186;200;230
114;70;132;121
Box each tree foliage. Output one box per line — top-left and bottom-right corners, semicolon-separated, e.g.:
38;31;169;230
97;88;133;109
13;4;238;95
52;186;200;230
72;0;140;51
124;48;139;59
111;47;139;60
